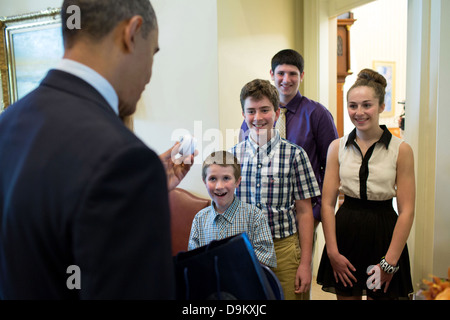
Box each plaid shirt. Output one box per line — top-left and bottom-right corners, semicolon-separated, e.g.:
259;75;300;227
188;196;277;267
230;130;320;239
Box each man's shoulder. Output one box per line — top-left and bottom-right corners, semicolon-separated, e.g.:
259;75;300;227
18;77;153;162
300;95;330;114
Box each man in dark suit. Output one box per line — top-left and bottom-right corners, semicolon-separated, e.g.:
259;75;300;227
0;0;193;299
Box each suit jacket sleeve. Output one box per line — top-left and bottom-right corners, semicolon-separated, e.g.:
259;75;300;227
73;144;173;299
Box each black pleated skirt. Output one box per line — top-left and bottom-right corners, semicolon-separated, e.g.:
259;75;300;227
316;196;413;299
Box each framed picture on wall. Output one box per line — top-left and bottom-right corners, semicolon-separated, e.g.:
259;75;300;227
0;8;62;111
373;60;396;118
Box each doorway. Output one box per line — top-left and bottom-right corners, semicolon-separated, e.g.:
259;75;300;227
340;0;408;137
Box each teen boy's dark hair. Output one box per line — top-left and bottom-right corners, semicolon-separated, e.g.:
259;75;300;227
271;49;304;74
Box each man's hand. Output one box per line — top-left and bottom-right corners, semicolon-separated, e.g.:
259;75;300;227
159;142;197;191
295;262;312;294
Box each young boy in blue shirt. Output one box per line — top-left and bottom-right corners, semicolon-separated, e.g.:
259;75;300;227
230;79;320;300
188;151;276;268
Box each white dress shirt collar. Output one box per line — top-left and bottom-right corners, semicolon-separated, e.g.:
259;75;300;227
54;59;119;115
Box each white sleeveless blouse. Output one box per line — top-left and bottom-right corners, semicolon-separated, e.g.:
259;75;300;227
338;126;403;201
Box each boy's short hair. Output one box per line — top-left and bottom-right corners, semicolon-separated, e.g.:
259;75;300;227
202;151;241;181
271;49;304;74
240;79;280;112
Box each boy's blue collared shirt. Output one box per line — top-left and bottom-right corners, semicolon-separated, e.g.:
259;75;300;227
188;196;276;267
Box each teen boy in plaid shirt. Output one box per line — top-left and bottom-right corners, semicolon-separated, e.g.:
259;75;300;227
230;79;320;300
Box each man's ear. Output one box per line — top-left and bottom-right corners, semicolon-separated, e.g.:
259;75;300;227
270;69;275;81
300;71;305;83
123;15;143;52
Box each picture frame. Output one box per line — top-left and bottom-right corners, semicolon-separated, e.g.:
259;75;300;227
0;8;63;111
372;60;396;118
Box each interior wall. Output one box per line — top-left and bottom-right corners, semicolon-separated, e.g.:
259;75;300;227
311;0;375;123
133;0;219;198
329;0;375;15
342;0;408;135
217;0;301;150
407;0;450;283
432;0;450;280
0;0;60;16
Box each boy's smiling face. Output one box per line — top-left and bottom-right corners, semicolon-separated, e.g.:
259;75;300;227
270;63;304;103
204;164;241;214
242;96;280;145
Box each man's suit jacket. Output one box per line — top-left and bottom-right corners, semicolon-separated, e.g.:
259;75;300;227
0;70;174;299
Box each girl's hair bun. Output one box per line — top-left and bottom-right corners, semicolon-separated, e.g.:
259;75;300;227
357;68;387;89
347;68;387;105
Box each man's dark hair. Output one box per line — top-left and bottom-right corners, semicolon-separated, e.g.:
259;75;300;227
61;0;157;48
271;49;304;74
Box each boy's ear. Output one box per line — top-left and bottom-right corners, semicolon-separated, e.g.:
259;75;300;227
274;107;281;122
235;176;242;187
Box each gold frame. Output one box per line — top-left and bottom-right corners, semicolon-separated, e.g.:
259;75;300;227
372;60;396;118
0;8;61;111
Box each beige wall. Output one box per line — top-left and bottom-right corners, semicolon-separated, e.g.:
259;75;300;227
433;0;450;281
217;0;301;150
406;0;450;283
133;0;219;197
0;0;60;16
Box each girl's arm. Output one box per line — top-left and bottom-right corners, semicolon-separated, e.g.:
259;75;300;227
321;139;357;287
385;141;415;266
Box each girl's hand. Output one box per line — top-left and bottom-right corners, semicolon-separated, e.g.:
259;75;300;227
328;252;357;287
367;264;394;293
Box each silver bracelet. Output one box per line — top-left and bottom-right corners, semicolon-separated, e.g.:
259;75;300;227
380;257;399;274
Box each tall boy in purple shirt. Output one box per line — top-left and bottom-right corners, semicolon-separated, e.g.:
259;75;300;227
240;49;338;225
